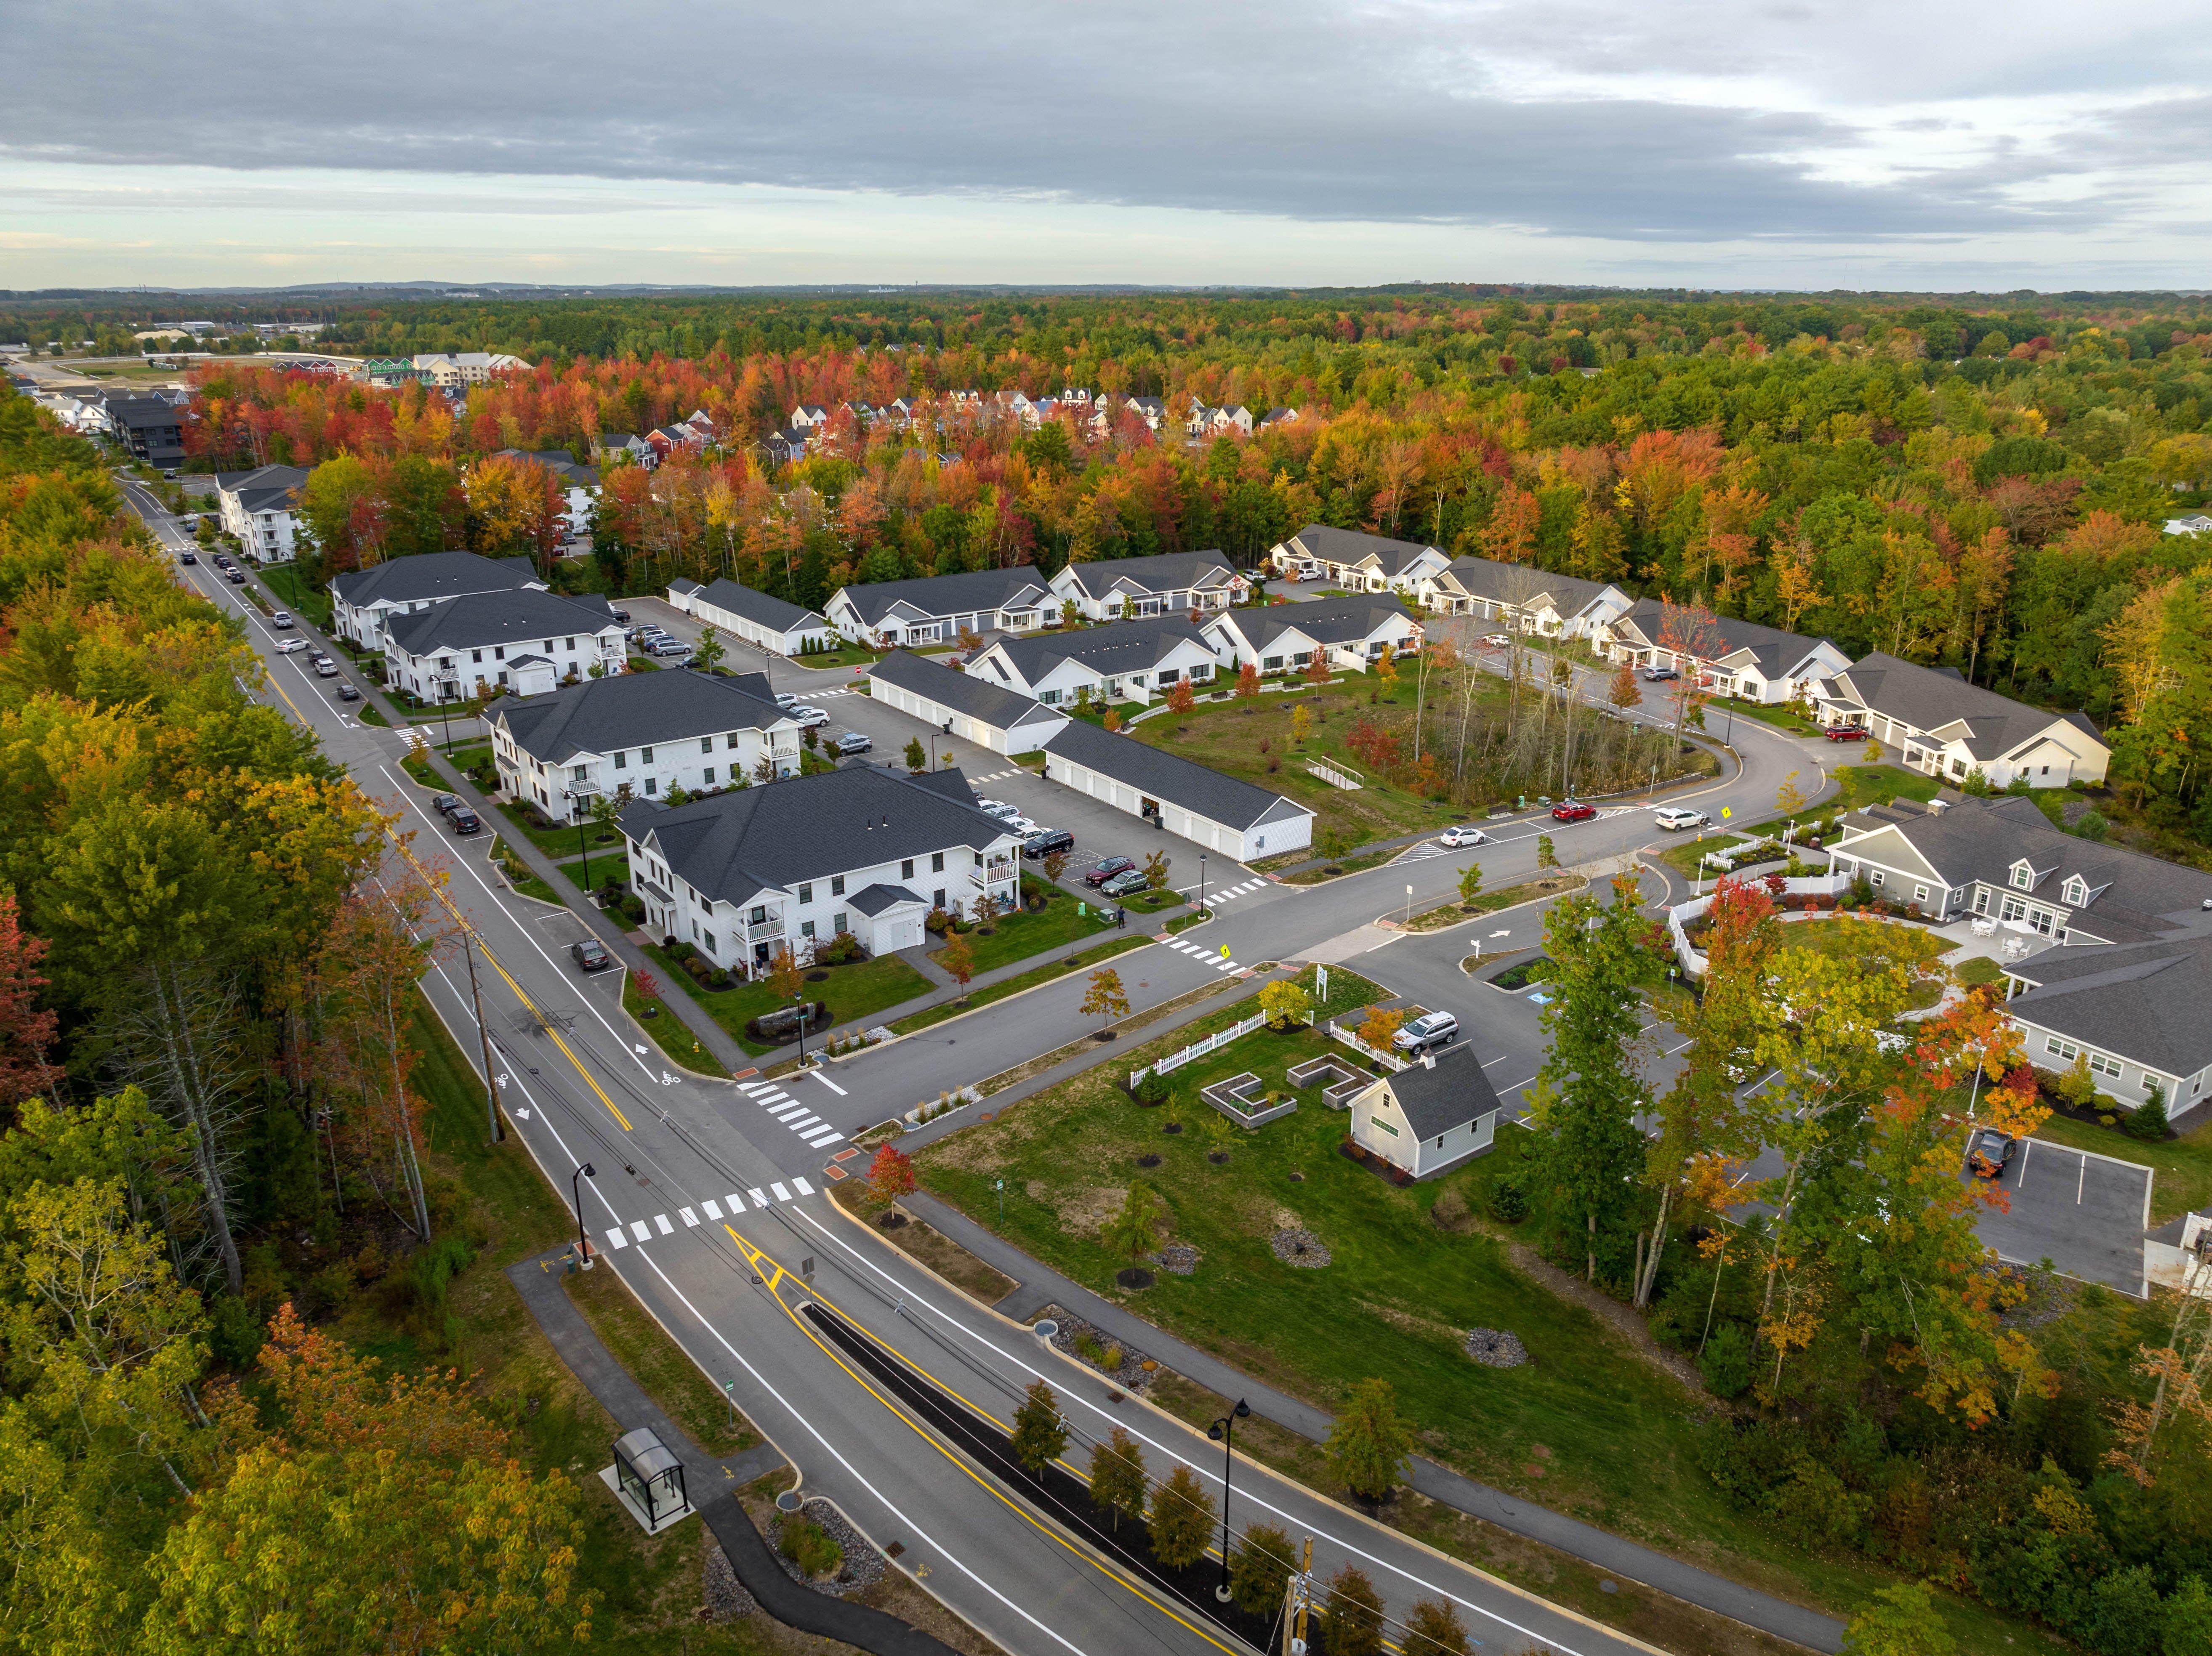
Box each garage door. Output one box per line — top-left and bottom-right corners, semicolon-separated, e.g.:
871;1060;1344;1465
884;916;925;952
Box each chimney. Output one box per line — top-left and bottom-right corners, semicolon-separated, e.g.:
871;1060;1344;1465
1420;1051;1435;1069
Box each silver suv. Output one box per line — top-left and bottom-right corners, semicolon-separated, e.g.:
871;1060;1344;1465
1392;1011;1459;1054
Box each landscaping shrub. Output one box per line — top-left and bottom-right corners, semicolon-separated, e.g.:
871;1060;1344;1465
1132;1070;1171;1106
1430;1188;1469;1230
1698;1321;1754;1398
2125;1082;2169;1141
1486;1178;1528;1224
620;894;646;924
778;1515;843;1578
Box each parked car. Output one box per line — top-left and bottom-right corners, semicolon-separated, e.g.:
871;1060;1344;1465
1100;867;1150;897
1392;1010;1459;1054
831;731;872;755
792;705;831;728
212;554;233;569
1083;856;1137;887
1551;800;1597;823
337;682;361;702
431;793;462;819
978;800;1020;821
1824;723;1869;742
1967;1128;2017;1180
1640;665;1679;681
610;608;631;624
271;611;295;629
1438;825;1488;848
274;638;309;654
1002;814;1041;835
1653;806;1709;832
313;655;338;677
650;640;692;660
1481;633;1510;648
449;807;482;835
226;568;246;584
570;938;613;973
1022;828;1075;859
774;691;799;709
178;550;197;565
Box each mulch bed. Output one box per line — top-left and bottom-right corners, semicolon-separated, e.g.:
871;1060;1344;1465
1464;1327;1531;1368
1034;1305;1160;1390
1271;1228;1332;1268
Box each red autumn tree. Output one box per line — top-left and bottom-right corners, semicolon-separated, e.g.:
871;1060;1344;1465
0;894;60;1116
868;1144;917;1205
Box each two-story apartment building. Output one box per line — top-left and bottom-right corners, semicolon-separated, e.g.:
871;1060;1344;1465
330;550;546;649
618;766;1022;974
1812;653;2111;788
1601;600;1853;704
964;616;1221;707
491;667;801;823
411;352;526;388
1418;557;1632;639
211;463;309;564
1269;525;1451;594
825;568;1054;648
665;578;838;656
1046;551;1245;622
1203;595;1423;679
381;587;625;703
107;395;186;469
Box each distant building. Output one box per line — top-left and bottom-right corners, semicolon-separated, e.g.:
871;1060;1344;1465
410;352;526;388
212;464;309;564
106;395;187;468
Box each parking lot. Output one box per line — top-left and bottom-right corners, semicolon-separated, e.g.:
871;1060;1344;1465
1975;1136;2155;1292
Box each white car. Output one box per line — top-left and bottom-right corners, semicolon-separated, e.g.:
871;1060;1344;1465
1653;806;1709;832
978;800;1020;820
1003;815;1041;835
274;638;309;654
1481;633;1511;649
1438;825;1488;848
792;705;831;728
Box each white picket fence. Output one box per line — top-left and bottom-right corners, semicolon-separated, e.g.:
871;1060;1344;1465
1130;1012;1270;1088
1667;873;1851;977
1329;1021;1408;1072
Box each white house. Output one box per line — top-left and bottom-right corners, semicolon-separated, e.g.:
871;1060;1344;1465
1418;557;1632;639
1812;653;2111;788
1600;600;1852;705
1270;525;1451;594
617;765;1022;976
381;587;625;703
1348;1047;1504;1179
1203;595;1423;680
591;433;654;470
965;616;1222;708
2163;515;2212;537
411;352;526;387
1046;550;1245;622
212;464;309;565
330;550;546;649
825;568;1054;649
865;651;1073;755
491;666;802;824
1041;720;1313;861
666;577;839;657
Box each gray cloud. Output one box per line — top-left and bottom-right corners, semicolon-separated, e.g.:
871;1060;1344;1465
1;0;2185;243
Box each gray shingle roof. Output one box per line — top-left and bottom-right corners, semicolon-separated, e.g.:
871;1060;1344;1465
867;651;1072;736
1057;552;1238;601
1610;598;1838;680
2006;935;2212;1077
1284;524;1442;577
384;587;618;657
982;616;1214;684
849;882;925;917
1441;556;1614;614
330;550;543;610
1818;653;2103;761
491;448;600;487
833;568;1052;628
1220;594;1412;654
619;765;1017;910
1046;720;1311;834
495;668;790;766
684;577;829;635
1383;1047;1505;1138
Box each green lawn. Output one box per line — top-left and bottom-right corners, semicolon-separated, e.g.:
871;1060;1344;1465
2035;1109;2212;1226
1775;914;1950;1008
787;644;879;670
489;837;562;906
1833;763;1942;810
928;875;1123;974
640;945;932;1053
257;562;332;629
556;853;629;894
496;799;600;859
621;976;733;1078
1714;697;1822;737
889;933;1153;1036
1403;874;1584;931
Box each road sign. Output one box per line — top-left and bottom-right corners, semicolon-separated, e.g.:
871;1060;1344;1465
1219;944;1231;959
1316;966;1329;1004
1720;806;1733;819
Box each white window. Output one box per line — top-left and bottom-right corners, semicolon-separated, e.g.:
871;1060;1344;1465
2011;863;2032;890
2088;1051;2124;1079
2000;896;2026;922
1869;870;1885;888
799;882;813;904
2063;878;2085;904
2046;1035;2081;1061
1913;884;1929;904
1973;889;1991;914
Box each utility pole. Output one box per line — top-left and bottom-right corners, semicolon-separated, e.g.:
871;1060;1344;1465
1282;1535;1314;1656
460;924;505;1144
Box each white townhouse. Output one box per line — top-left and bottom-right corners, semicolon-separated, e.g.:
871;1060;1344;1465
1203;594;1423;680
789;404;830;431
1348;1047;1505;1180
1822;794;2212;1120
1269;525;1452;595
381;587;626;703
1600;600;1853;705
487;449;600;546
411;352;526;388
825;568;1054;649
866;651;1073;755
666;577;838;657
965;616;1221;708
1042;720;1313;861
1811;653;2111;789
1047;550;1246;622
618;765;1022;973
1418;556;1632;640
491;666;802;824
591;432;655;470
211;463;309;565
329;550;546;649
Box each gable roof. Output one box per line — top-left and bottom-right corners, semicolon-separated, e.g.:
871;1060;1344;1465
2006;934;2212;1076
1440;556;1616;614
1611;598;1841;680
981;615;1215;685
1054;551;1238;601
1382;1047;1504;1138
618;765;1015;909
1047;719;1312;834
330;550;544;610
685;577;829;635
491;448;600;487
1818;653;2106;761
1221;594;1413;654
867;650;1073;737
384;587;619;657
213;464;310;511
495;667;791;766
1283;524;1443;578
831;568;1052;628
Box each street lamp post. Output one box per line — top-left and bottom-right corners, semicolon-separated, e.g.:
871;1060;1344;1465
1199;851;1208;919
575;807;591;891
792;991;809;1069
570;1163;596;1268
1206;1399;1251;1603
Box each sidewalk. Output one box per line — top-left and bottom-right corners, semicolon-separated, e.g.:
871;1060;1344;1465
506;1247;961;1656
900;1194;1845;1654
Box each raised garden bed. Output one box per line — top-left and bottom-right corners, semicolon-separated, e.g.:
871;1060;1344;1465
1198;1071;1297;1128
1286;1053;1368;1110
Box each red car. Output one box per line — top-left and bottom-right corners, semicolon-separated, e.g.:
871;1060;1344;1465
1823;724;1869;742
1550;801;1597;823
1082;856;1137;887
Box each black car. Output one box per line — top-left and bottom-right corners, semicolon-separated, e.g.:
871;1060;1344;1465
611;609;631;624
336;682;361;702
212;554;233;569
225;568;247;584
1023;828;1075;859
431;793;462;819
179;551;197;565
570;938;613;972
1967;1128;2017;1180
1083;855;1137;887
450;807;482;835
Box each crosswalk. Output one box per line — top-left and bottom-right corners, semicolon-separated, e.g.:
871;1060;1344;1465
733;1077;848;1149
810;686;859;698
599;1177;816;1252
1391;839;1462;866
1163;934;1245;973
1180;877;1268;904
969;768;1023;784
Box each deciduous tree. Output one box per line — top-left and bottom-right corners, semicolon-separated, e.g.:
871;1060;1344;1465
1325;1378;1413;1499
1147;1465;1216;1569
1088;1427;1147;1529
1009;1380;1067;1478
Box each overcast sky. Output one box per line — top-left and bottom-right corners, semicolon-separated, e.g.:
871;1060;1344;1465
5;0;2208;291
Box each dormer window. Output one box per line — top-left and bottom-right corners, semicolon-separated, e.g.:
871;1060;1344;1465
2062;877;2087;905
2010;862;2032;890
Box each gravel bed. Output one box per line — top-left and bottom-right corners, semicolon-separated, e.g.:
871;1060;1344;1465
1272;1228;1332;1268
701;1538;758;1621
1035;1305;1158;1389
767;1498;886;1597
1150;1243;1200;1276
1464;1327;1530;1368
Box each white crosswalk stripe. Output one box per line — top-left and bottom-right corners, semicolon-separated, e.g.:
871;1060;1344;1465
630;1220;650;1242
702;1198;724;1219
604;1228;628;1249
747;1188;768;1208
654;1213;675;1236
679;1206;699;1227
740;1077;852;1147
612;1179;829;1246
771;1181;792;1201
792;1176;816;1195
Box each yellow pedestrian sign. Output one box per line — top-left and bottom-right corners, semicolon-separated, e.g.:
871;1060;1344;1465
1219;944;1231;959
1720;806;1732;819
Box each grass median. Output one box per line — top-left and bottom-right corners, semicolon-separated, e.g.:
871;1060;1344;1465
889;933;1152;1036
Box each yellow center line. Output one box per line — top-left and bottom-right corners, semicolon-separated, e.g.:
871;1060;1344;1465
722;1225;1241;1656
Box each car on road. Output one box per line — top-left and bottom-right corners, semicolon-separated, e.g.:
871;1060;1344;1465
431;793;462;819
313;655;338;677
1084;856;1137;887
1550;800;1598;823
830;731;872;755
226;568;247;584
1653;806;1709;832
791;705;830;728
1823;723;1869;742
178;550;197;565
449;806;482;835
212;554;233;569
1640;665;1679;681
1022;827;1075;859
336;682;361;702
274;638;309;654
1481;633;1511;649
1438;825;1488;848
570;938;613;973
1392;1010;1459;1054
1099;867;1150;898
1967;1128;2017;1180
271;611;294;628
